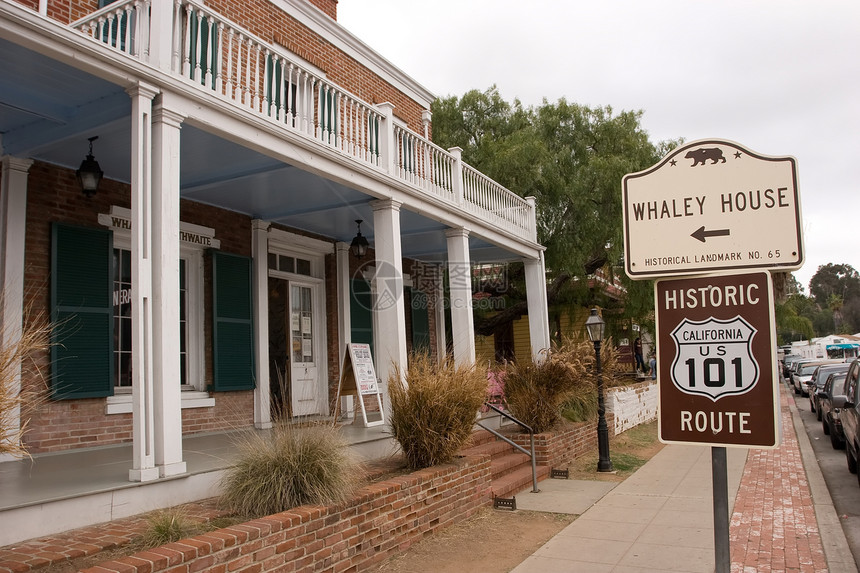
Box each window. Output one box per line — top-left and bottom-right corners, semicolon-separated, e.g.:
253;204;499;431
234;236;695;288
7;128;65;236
112;249;188;389
268;253;312;276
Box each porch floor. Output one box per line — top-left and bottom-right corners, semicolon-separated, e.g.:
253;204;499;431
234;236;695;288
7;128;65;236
0;420;397;547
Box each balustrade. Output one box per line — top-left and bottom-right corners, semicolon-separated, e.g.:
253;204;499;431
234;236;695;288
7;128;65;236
71;0;535;243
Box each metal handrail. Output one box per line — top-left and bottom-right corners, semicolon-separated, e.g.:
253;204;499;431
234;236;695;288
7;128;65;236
477;402;539;493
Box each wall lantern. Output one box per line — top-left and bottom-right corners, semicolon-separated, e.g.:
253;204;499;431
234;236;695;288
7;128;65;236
350;220;369;259
76;136;104;198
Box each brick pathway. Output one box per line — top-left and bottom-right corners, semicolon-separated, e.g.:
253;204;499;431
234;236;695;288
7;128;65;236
729;385;828;572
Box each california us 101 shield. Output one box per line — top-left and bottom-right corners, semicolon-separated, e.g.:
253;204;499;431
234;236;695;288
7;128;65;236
670;316;759;401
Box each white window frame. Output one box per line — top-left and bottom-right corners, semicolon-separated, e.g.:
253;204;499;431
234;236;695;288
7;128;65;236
100;207;218;414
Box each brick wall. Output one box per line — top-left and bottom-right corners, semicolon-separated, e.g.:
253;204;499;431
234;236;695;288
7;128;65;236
86;455;492;573
19;161;258;453
510;414;615;469
607;380;658;434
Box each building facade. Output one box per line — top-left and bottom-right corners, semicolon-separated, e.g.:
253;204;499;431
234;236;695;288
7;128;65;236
0;0;550;483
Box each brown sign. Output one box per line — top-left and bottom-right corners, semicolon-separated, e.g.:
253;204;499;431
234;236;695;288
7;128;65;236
655;271;779;448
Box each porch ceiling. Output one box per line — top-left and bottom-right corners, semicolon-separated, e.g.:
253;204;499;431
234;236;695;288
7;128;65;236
0;37;516;263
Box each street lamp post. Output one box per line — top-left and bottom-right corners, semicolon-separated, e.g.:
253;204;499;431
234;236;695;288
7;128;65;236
585;308;613;472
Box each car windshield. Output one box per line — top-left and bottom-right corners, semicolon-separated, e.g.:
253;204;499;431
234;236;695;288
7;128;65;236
833;375;849;395
799;364;822;375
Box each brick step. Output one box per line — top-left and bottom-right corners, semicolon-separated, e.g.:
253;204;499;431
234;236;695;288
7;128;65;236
459;438;515;459
490;452;531;479
463;429;498;448
491;464;551;499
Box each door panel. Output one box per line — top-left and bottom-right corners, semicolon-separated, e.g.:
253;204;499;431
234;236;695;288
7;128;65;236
290;283;320;416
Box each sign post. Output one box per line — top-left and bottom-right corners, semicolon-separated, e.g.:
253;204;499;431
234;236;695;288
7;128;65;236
622;139;803;573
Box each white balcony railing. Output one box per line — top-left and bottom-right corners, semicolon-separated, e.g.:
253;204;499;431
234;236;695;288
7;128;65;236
71;0;536;243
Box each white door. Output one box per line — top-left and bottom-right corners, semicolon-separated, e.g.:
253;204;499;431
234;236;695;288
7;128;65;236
290;282;321;416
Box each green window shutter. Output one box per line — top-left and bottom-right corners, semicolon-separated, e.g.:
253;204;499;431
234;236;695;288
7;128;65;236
409;288;430;353
350;279;373;356
51;224;114;399
212;251;255;391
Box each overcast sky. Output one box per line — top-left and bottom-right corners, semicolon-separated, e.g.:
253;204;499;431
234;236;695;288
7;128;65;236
339;0;860;292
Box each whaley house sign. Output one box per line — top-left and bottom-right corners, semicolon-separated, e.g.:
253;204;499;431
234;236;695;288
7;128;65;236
622;139;802;279
622;139;804;448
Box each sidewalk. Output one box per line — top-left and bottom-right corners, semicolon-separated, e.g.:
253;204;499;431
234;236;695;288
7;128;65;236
512;383;855;573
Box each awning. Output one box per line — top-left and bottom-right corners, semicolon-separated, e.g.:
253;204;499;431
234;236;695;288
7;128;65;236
826;343;860;350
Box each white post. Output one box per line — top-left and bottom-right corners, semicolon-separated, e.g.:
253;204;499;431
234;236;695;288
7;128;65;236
371;200;408;421
376;102;396;174
150;93;186;478
252;220;272;429
448;147;465;206
446;228;475;366
336;242;354;419
148;0;175;72
0;156;32;462
525;251;551;364
127;83;160;482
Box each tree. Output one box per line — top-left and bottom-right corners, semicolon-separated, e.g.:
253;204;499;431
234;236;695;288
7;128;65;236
808;264;860;334
432;88;679;338
809;263;860;309
775;293;815;343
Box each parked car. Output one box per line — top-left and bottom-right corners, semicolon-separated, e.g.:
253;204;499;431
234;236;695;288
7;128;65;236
792;359;843;397
818;372;850;449
840;359;860;484
809;363;851;414
783;354;803;380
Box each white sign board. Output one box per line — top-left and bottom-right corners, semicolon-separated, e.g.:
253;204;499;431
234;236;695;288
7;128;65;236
337;343;384;427
623;139;803;279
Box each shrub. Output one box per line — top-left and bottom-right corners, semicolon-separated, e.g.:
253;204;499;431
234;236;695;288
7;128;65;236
503;353;576;433
0;303;52;459
137;507;201;548
505;335;624;432
219;424;360;518
389;352;487;470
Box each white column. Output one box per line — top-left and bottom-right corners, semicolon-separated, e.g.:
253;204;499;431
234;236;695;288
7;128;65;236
371;200;408;421
127;83;160;482
525;252;551;364
0;157;32;462
434;265;447;364
252;220;272;430
335;242;353;419
150;94;186;477
446;228;475;366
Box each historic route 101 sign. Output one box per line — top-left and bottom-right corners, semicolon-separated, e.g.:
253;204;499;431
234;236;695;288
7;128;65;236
623;139;803;279
655;271;780;448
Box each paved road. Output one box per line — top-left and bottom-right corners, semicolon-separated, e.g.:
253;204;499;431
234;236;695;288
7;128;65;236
792;384;860;568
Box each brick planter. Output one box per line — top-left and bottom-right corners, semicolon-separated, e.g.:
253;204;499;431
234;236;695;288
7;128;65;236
83;456;492;573
510;413;615;469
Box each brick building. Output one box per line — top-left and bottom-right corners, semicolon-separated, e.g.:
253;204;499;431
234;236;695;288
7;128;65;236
0;0;548;499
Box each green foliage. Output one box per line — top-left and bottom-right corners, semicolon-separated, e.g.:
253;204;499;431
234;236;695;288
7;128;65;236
775;294;815;343
432;87;676;330
388;353;488;470
219;425;359;518
809;263;860;309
